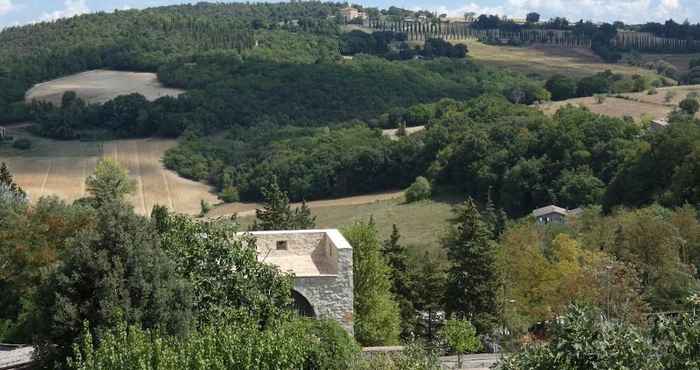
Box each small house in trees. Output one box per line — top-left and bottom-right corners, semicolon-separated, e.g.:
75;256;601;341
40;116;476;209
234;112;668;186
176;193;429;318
251;229;354;334
650;119;670;131
532;205;582;224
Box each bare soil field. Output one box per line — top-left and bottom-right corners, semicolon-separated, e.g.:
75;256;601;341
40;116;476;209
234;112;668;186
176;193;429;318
0;126;217;216
466;42;660;79
538;84;700;121
25;70;185;106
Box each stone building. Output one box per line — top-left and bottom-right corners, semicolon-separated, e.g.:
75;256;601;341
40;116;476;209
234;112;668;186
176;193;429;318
250;229;354;334
532;205;582;224
340;6;365;22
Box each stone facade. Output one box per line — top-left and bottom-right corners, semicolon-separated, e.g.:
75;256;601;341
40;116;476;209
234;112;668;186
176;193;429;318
248;230;354;334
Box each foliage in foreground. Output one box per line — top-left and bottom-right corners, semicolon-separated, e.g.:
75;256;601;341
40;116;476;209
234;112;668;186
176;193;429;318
69;319;359;370
344;220;401;346
501;305;700;370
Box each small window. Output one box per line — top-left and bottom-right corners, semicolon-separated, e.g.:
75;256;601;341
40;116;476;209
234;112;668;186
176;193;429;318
276;240;288;250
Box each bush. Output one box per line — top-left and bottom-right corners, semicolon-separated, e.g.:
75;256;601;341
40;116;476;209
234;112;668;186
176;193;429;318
220;186;240;203
306;320;360;370
545;75;577;101
500;305;659;370
405;176;432;203
679;98;700;115
12;138;31;150
69;319;314;370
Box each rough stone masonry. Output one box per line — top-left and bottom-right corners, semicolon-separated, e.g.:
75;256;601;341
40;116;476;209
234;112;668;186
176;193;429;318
248;229;354;334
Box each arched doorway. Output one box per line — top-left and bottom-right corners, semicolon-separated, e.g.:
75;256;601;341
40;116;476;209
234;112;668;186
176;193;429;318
291;290;315;318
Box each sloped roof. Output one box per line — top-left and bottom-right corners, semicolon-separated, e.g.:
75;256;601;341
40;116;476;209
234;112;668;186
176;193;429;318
532;205;568;218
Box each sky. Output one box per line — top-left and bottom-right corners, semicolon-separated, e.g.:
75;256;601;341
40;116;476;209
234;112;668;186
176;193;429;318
0;0;698;28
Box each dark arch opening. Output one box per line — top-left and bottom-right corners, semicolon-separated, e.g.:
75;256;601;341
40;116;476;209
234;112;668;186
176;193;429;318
291;290;315;318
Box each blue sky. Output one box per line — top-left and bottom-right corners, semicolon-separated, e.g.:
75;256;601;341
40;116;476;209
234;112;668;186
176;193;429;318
1;0;698;28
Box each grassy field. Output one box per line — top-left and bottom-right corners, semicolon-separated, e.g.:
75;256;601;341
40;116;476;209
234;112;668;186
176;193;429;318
0;126;218;215
25;70;184;106
539;84;700;121
636;52;700;73
236;194;463;258
465;42;661;79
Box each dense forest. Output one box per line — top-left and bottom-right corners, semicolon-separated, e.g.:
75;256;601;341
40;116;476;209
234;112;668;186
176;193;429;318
0;2;344;123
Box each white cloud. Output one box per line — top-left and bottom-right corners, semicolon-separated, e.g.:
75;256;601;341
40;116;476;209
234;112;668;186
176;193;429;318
39;0;89;22
443;0;696;24
0;0;14;16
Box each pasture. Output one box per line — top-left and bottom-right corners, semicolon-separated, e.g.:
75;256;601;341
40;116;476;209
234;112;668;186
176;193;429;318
25;70;185;106
466;42;660;79
0;126;217;216
538;84;700;121
235;193;461;258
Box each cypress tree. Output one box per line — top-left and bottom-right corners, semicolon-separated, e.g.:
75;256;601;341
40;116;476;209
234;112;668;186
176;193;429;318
344;220;401;346
251;178;316;231
443;198;499;333
382;224;415;337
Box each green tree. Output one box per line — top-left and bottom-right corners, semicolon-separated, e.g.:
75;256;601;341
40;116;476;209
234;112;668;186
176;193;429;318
412;251;446;342
443;199;499;333
526;12;540;23
344;220;400;346
679;98;700;115
0;162;25;200
382;225;415;337
251;178;316;230
545;75;578;101
405;176;432;203
159;213;294;325
85;158;136;206
36;201;193;364
440;319;481;369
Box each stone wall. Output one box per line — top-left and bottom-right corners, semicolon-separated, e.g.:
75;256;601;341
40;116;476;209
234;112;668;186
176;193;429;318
294;244;354;334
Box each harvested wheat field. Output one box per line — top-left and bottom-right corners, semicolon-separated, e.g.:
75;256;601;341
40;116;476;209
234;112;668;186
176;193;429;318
539;85;700;121
25;70;185;106
467;42;659;79
1;127;217;216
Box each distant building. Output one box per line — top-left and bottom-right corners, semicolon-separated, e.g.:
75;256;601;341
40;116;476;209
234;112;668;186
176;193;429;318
650;119;670;131
340;6;365;22
250;229;354;334
532;205;582;224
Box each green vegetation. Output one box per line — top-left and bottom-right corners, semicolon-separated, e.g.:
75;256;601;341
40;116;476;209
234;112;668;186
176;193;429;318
440;319;481;369
344;220;401;346
405;177;432;203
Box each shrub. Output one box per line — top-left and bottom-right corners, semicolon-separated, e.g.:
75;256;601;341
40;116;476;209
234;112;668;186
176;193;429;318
545;75;577;101
665;91;677;103
12;138;31;150
405;176;432;203
69;319;314;370
306;320;360;370
220;186;240;203
500;305;659;370
648;87;658;95
679;98;700;115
